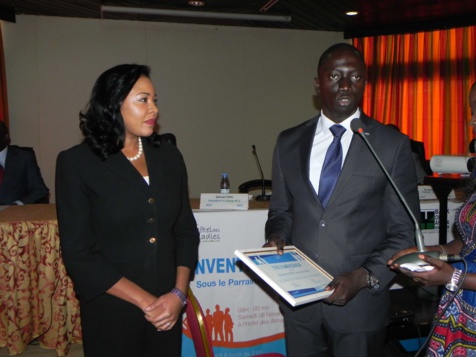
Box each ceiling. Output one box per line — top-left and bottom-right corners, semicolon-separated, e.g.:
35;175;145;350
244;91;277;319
0;0;475;38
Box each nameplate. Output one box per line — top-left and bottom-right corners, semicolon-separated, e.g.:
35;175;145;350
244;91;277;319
199;193;249;210
418;185;455;200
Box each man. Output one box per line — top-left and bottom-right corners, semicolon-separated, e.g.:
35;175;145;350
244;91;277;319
0;121;49;205
264;43;419;356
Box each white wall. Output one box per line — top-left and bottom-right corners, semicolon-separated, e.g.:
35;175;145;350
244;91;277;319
2;15;344;201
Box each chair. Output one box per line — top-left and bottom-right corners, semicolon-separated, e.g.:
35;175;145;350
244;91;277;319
185;288;214;357
410;139;432;175
238;179;272;201
238;179;272;193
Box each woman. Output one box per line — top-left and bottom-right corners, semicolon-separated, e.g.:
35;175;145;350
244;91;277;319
389;81;476;356
56;64;199;357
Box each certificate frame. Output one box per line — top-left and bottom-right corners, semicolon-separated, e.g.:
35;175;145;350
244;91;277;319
234;246;334;307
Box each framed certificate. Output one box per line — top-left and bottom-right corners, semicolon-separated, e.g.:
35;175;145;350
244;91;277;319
234;246;334;307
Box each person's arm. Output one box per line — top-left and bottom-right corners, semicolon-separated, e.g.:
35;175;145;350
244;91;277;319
388;240;470;290
391;252;476;291
388;239;464;265
107;267;192;331
21;147;49;204
438;239;464;255
327;132;419;305
264;137;292;252
56;150;124;301
459;272;476;290
143;149;198;330
107;277;157;311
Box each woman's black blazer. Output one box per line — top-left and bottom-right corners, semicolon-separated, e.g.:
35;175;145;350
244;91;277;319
55;138;199;302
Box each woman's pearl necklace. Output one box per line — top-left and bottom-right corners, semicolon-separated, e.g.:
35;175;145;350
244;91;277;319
126;139;143;162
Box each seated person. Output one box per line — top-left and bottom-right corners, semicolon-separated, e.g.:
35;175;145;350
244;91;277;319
386;123;429;184
0;121;49;205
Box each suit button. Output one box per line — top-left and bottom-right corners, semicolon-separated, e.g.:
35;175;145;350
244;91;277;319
148;198;155;204
320;220;326;227
149;237;157;244
147;218;156;223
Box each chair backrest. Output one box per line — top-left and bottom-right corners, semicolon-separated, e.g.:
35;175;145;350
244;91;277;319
185;288;215;357
238;179;272;194
410;139;432;175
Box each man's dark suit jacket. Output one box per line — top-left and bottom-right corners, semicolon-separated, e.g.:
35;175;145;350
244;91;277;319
265;113;420;334
0;145;49;205
55;139;199;302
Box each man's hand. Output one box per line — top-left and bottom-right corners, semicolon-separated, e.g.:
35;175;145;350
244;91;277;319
263;233;285;255
324;268;368;306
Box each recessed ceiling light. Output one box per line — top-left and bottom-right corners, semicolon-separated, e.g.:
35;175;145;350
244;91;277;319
346;11;358;16
188;1;205;6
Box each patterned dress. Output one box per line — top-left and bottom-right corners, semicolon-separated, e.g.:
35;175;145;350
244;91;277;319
427;193;476;356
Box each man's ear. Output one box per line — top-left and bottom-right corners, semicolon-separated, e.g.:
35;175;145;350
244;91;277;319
314;77;320;94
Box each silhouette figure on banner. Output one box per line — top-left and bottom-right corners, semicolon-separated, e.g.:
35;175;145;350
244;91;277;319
224;307;234;342
205;308;214;339
213;304;225;342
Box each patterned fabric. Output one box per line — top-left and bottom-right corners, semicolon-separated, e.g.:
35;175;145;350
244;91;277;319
0;205;82;356
427;193;476;356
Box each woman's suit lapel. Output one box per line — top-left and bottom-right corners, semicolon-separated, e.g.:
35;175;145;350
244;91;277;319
102;138;152;195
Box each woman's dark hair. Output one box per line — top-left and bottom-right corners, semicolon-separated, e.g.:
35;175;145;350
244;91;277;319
79;64;156;160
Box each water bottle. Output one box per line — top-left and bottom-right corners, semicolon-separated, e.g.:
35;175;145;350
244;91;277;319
220;173;230;193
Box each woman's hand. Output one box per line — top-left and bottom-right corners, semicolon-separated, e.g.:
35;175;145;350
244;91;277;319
387;246;419;267
144;292;184;331
391;253;454;287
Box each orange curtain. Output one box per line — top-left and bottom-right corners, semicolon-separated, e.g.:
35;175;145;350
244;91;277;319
353;27;476;159
0;23;8;126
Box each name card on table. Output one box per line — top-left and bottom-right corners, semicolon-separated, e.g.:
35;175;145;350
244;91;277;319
199;193;249;210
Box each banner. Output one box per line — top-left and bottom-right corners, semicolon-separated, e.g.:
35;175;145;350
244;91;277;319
182;209;286;357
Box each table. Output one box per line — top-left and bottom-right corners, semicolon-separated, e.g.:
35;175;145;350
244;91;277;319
0;204;82;356
423;174;467;245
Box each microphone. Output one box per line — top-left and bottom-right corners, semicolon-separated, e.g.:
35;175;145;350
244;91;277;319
252;145;271;201
350;119;462;269
440;254;463;262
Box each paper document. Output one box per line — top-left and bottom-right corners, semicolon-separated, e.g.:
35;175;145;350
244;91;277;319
234;246;334;306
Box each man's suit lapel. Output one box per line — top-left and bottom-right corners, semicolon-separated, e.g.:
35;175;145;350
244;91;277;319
325;114;375;208
299;115;322;204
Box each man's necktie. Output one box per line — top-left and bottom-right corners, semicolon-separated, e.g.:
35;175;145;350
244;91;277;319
0;163;4;185
318;124;346;208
